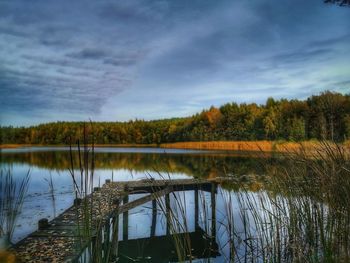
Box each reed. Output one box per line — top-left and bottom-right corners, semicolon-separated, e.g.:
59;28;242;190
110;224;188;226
44;173;57;217
216;140;350;262
150;171;193;262
155;140;349;262
0;169;30;249
68;123;119;263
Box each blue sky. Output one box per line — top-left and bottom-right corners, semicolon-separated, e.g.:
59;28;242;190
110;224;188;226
0;0;349;126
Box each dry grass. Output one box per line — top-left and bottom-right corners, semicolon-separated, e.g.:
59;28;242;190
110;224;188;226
0;144;33;149
160;140;349;154
161;141;274;152
94;143;158;148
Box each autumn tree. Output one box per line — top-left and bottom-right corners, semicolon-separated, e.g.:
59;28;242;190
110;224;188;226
1;92;349;144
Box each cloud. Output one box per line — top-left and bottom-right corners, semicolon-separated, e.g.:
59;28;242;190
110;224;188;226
0;27;29;38
0;63;128;117
0;0;349;125
103;58;138;67
67;48;108;60
310;33;350;47
270;48;334;64
66;47;147;68
98;1;165;23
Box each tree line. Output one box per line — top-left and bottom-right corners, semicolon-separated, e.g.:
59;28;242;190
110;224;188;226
1;91;350;145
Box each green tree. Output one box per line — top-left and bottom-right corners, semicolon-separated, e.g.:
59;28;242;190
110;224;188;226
289;117;306;141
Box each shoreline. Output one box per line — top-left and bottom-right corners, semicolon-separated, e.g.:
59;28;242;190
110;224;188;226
0;143;158;149
2;140;348;153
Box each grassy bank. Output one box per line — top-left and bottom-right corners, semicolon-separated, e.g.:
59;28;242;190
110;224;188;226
160;140;346;152
0;144;35;149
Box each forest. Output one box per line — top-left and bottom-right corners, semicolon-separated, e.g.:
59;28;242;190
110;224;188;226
1;91;350;145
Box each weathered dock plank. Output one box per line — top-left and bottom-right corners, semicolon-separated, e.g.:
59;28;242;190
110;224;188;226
118;186;173;214
114;178;213;193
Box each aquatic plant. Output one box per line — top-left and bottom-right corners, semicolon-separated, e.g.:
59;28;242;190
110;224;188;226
0;169;30;248
69;123;119;263
217;140;350;262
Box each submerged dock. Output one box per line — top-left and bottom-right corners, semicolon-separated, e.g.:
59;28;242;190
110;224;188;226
11;178;218;262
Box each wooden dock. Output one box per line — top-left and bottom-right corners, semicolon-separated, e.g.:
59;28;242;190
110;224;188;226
10;178;218;262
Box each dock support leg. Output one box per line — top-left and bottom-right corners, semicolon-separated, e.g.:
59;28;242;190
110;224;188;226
195;189;199;230
165;193;170;235
111;213;119;260
123;195;129;241
151;199;157;237
104;218;110;244
211;183;216;239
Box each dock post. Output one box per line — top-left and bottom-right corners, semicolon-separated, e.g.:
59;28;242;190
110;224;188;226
74;198;82;206
111;200;119;260
104;218;110;246
38;218;49;230
123;194;129;241
195;189;199;230
151;199;157;237
165;193;170;235
211;183;216;239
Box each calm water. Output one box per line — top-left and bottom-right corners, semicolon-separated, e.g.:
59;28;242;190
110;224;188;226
2;146;342;262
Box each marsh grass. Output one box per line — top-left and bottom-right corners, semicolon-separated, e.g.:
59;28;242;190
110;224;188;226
216;140;350;262
156;193;192;261
0;169;30;248
68;124;119;263
160;140;326;153
155;140;349;262
44;172;56;217
148;171;193;262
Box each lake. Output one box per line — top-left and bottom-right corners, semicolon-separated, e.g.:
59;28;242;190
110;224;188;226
1;146;349;262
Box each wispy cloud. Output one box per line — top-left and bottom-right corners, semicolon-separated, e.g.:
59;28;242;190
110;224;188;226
67;48;108;60
0;0;349;125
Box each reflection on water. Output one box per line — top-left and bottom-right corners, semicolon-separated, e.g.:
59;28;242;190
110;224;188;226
1;147;270;179
0;147;268;244
1;146;349;262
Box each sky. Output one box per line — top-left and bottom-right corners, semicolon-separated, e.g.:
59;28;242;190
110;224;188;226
0;0;349;126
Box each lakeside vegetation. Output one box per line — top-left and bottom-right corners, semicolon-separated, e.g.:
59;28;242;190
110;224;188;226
162;140;317;152
217;141;350;262
1;92;350;146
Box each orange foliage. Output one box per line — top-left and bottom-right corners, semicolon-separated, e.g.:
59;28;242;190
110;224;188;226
202;107;222;127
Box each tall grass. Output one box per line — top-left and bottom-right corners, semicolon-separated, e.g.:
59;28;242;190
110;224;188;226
68;124;119;263
155;141;349;262
217;141;350;262
0;169;30;248
147;171;193;262
160;140;324;153
156;191;193;262
44;173;56;217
